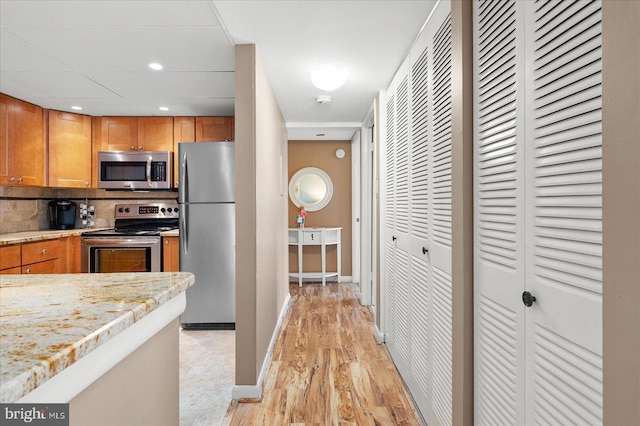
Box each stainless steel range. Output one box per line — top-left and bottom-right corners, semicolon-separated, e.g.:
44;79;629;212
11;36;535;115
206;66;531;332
81;203;179;273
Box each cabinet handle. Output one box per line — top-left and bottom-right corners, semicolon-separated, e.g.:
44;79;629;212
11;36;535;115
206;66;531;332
130;146;135;151
41;248;47;254
25;268;31;274
138;146;142;151
165;240;169;245
85;182;89;187
17;177;23;183
9;177;15;182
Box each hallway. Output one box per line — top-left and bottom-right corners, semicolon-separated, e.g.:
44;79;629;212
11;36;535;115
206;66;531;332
224;282;422;425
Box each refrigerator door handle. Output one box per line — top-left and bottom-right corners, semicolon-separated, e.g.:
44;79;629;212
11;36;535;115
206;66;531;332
181;150;189;203
180;204;188;255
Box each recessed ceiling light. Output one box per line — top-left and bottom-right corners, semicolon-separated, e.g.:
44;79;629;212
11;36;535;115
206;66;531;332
148;63;163;71
311;65;346;91
71;106;82;111
159;106;169;111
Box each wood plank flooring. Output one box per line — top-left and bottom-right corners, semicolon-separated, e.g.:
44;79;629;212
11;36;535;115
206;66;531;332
223;282;423;425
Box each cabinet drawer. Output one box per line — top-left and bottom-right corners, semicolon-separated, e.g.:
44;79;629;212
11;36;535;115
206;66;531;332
0;245;21;270
22;239;60;265
22;259;57;274
302;231;321;244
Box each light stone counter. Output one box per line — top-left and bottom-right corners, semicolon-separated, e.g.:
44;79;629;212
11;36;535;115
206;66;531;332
0;228;109;246
160;229;179;237
0;272;194;403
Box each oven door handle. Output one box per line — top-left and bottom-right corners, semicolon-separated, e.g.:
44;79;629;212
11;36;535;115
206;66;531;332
146;156;152;187
82;237;161;246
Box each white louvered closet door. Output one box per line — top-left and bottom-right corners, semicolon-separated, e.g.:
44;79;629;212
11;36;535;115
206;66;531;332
381;1;452;424
524;0;603;423
473;0;603;424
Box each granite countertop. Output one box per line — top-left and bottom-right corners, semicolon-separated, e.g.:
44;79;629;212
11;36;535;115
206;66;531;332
0;272;195;403
160;229;179;237
0;228;109;246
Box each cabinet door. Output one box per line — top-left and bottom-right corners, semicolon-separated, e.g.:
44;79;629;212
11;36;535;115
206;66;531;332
12;98;44;186
101;117;138;151
163;236;179;272
195;117;233;142
0;94;13;184
173;117;195;188
48;111;92;188
0;244;21;270
138;117;173;151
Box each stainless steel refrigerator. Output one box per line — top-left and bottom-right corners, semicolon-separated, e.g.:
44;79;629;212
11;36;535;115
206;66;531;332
178;142;235;329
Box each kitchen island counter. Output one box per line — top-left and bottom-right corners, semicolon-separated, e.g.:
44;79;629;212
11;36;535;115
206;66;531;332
0;272;194;405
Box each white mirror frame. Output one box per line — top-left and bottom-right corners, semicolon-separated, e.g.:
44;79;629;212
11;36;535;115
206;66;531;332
289;167;334;212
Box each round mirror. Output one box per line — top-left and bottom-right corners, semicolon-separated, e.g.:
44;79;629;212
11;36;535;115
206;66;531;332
289;167;333;212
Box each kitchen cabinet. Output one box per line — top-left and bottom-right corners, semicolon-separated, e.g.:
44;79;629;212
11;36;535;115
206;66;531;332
97;117;138;152
0;237;80;275
0;244;22;274
137;117;174;151
22;239;61;274
0;94;45;186
97;116;173;152
162;236;179;272
173;117;195;188
48;110;92;188
195;117;234;142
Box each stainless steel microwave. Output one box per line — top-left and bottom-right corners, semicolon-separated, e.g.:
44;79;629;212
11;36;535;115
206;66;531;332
98;151;172;190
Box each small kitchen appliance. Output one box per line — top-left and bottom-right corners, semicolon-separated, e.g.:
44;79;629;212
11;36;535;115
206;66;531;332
97;150;172;190
48;199;77;230
81;202;179;273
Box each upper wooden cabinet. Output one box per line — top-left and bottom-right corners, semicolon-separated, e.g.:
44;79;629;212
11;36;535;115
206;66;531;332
48;111;92;188
138;117;174;151
195;117;234;142
0;94;45;186
173;117;195;188
97;116;173;152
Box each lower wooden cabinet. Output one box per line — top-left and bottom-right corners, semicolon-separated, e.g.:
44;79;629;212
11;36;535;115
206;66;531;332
0;236;81;275
163;236;179;272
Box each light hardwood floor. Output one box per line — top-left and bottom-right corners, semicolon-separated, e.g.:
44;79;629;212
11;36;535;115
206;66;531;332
223;282;423;425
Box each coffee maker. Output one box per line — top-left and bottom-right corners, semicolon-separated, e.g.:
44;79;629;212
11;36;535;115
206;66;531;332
48;200;77;230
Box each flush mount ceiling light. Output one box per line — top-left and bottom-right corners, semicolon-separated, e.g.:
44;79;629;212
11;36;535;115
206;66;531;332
316;95;332;104
71;106;82;111
159;106;169;111
310;65;346;91
148;62;163;71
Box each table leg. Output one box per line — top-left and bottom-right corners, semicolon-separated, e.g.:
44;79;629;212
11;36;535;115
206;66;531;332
298;242;303;287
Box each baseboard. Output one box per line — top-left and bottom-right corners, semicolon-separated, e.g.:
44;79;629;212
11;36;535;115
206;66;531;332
231;292;291;400
374;323;385;344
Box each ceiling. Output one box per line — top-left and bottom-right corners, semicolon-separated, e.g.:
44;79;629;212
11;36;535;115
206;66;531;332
0;0;436;140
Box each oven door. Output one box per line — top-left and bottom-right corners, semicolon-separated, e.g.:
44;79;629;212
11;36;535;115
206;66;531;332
81;237;161;273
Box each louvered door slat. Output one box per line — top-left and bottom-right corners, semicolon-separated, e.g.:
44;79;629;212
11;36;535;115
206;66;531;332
396;77;410;234
386;95;396;230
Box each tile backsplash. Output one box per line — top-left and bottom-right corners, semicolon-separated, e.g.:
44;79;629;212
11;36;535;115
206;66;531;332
0;186;177;234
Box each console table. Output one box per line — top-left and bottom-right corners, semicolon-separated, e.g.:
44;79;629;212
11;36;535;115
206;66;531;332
288;227;342;286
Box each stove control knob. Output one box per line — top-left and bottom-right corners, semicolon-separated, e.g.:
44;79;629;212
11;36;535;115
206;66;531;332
167;208;173;213
118;208;124;213
174;207;179;214
125;208;130;213
161;208;166;213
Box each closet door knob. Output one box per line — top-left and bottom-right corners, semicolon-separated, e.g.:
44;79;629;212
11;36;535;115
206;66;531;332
392;236;397;241
422;247;428;255
522;291;536;307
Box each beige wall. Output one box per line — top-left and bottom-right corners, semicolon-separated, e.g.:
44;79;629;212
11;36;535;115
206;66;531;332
288;140;352;277
602;1;640;424
234;44;289;386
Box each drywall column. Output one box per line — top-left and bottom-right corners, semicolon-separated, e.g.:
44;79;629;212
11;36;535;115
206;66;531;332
451;1;474;425
235;44;258;386
602;2;640;424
